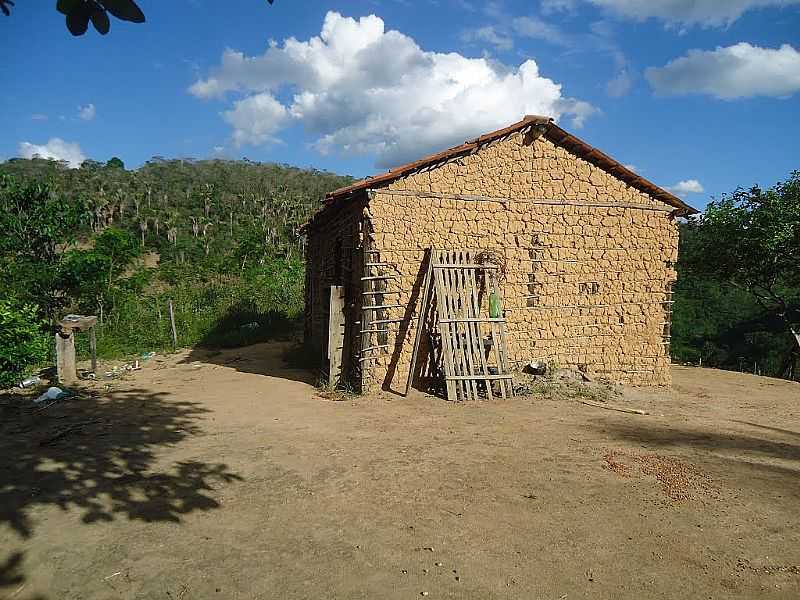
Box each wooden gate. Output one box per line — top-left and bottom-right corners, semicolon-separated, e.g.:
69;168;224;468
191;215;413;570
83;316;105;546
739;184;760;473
408;249;514;401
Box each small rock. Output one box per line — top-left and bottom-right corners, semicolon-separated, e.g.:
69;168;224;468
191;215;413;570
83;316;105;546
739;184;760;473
435;562;443;567
421;593;428;597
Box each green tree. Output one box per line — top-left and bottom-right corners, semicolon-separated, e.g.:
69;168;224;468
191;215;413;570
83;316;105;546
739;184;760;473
106;157;125;170
0;175;89;320
0;300;48;389
681;172;800;377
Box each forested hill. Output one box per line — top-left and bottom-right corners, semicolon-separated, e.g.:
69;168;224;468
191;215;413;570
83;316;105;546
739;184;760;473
0;156;352;245
0;156;353;370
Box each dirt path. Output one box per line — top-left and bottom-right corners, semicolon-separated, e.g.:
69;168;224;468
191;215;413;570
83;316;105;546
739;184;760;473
1;344;799;599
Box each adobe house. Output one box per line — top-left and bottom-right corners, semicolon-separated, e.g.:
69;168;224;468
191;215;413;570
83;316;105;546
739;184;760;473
302;116;697;393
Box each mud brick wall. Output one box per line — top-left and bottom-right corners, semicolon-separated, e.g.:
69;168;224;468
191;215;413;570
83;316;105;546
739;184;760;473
359;131;678;391
305;197;367;381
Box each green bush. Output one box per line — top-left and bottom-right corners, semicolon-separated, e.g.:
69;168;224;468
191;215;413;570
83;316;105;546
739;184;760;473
0;300;48;388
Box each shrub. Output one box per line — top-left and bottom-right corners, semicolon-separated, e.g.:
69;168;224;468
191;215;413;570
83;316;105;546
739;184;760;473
0;300;48;389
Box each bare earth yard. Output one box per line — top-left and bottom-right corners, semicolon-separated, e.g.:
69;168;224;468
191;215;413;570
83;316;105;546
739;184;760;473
2;342;799;599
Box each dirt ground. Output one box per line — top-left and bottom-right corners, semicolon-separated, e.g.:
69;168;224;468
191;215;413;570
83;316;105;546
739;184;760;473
1;343;799;600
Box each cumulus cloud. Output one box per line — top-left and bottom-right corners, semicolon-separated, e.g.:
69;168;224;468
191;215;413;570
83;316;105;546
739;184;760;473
646;43;800;99
666;179;704;195
190;11;595;168
79;103;96;121
18;138;86;168
223;93;289;146
545;0;800;26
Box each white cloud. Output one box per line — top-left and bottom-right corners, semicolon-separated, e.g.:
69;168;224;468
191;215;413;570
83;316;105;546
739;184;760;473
512;16;570;46
79;103;96;121
190;11;595;168
461;25;514;51
646;43;800;99
541;0;578;13
545;0;800;26
556;0;800;27
223;93;289;146
666;179;704;195
31;113;48;121
18;138;86;168
606;67;632;96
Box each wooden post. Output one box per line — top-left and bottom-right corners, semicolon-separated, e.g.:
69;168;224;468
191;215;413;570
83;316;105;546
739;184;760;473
328;286;345;387
168;300;178;349
89;326;97;373
56;329;77;385
404;249;433;396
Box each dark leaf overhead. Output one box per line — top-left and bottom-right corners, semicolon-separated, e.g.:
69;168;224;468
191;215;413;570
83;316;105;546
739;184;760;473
0;0;14;17
90;8;111;35
66;10;90;36
6;0;277;36
102;0;145;23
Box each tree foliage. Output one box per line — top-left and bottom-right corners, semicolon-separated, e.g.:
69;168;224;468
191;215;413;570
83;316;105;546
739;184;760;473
674;172;800;378
0;300;48;388
0;156;350;360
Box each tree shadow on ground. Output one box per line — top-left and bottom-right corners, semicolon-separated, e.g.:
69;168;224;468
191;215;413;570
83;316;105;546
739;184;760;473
0;387;242;596
196;303;301;350
594;420;800;463
181;302;318;385
593;419;800;498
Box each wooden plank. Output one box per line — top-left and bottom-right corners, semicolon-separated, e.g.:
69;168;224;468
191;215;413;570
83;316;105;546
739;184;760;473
404;249;434;396
433;250;458;401
458;250;481;401
431;263;499;270
465;259;492;400
328;285;345;386
488;267;513;398
446;374;513;381
453;250;477;400
439;318;506;324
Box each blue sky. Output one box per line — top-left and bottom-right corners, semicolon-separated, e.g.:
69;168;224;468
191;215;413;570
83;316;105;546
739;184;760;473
2;0;799;210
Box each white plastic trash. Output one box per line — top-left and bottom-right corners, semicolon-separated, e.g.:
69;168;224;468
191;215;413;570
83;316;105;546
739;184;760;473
34;387;68;404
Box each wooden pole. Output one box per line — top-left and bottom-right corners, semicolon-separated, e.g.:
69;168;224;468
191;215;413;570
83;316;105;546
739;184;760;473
328;286;345;388
168;300;178;349
404;249;433;396
89;326;97;373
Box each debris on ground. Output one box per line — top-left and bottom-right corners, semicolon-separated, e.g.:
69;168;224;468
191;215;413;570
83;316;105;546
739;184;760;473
514;365;620;403
103;360;142;379
19;375;42;389
34;387;70;404
522;360;548;376
603;449;716;501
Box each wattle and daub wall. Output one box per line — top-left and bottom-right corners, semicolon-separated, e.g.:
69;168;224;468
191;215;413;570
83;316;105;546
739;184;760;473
306;129;679;392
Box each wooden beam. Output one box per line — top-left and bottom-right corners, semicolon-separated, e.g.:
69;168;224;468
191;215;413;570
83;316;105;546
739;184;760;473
328;285;345;387
404;249;433;396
